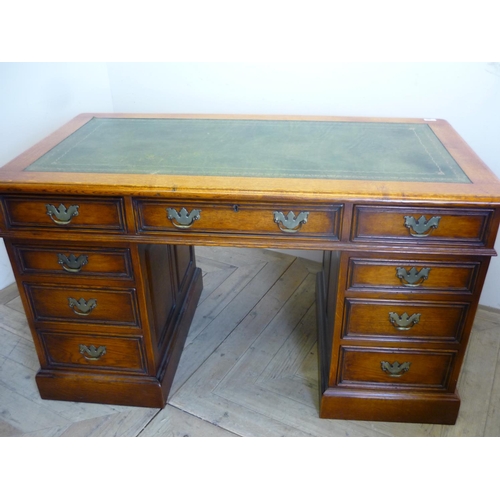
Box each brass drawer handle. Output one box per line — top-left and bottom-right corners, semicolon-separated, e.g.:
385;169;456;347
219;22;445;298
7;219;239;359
389;311;421;330
404;215;441;237
396;266;431;287
46;204;79;225
68;297;97;316
273;211;309;233
381;360;411;377
58;253;88;273
79;344;106;361
166;208;201;229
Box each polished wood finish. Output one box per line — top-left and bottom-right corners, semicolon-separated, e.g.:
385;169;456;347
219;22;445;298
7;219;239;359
40;332;146;372
339;347;456;388
135;199;341;239
351;205;494;247
342;299;468;341
3;196;126;233
346;254;483;294
319;387;461;425
1;113;499;423
11;243;133;279
24;284;140;326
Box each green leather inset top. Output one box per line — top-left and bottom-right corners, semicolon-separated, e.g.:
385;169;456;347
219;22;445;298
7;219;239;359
25;118;470;183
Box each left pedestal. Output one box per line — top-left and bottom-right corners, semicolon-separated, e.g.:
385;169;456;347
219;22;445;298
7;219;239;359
5;240;202;408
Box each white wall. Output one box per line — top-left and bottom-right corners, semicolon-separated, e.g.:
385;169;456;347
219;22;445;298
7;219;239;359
0;63;114;288
1;63;500;306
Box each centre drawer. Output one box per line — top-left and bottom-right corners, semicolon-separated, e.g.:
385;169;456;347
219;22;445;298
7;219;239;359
135;199;342;238
40;331;146;373
343;298;469;342
351;205;493;247
339;346;456;389
24;284;141;327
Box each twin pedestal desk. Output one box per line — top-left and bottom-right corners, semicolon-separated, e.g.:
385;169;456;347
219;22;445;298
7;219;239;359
1;114;499;425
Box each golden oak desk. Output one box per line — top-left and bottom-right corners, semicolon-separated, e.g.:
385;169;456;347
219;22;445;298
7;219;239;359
1;114;499;424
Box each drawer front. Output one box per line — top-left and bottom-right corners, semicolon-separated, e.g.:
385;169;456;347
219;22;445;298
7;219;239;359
40;331;146;373
135;199;341;239
12;244;133;279
347;256;481;294
25;284;140;327
339;347;455;389
352;205;493;246
343;299;468;342
2;196;126;232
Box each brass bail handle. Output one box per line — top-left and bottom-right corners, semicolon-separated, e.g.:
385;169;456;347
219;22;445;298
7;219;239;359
79;344;106;360
46;203;80;225
58;254;88;273
166;208;201;229
381;361;411;377
396;267;431;287
389;312;421;330
68;297;97;316
404;215;441;238
273;211;309;233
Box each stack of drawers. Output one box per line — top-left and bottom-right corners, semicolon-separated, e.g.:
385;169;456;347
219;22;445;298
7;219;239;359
10;241;146;375
319;203;496;424
2;195;202;408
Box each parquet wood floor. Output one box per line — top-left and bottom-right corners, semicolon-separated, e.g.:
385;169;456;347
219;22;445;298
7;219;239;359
1;247;499;437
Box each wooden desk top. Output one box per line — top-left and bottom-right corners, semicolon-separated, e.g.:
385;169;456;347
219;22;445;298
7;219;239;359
1;113;499;203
